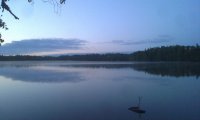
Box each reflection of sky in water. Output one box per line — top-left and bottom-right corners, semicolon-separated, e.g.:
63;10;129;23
0;61;199;120
0;64;85;83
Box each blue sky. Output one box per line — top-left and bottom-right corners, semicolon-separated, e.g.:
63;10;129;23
0;0;200;55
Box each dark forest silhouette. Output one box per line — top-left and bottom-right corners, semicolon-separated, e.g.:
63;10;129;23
130;44;200;61
0;45;200;62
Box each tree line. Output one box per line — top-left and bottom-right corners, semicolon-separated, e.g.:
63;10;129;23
0;45;200;61
130;44;200;61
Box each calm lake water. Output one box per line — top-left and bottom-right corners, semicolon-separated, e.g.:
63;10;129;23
0;61;199;120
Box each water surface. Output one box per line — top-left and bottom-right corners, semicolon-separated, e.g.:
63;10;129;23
0;61;199;120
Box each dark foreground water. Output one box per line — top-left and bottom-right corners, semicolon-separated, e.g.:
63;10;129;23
0;61;199;120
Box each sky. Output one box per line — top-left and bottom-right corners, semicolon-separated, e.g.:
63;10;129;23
0;0;200;55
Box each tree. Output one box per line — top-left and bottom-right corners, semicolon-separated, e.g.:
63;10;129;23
0;0;66;46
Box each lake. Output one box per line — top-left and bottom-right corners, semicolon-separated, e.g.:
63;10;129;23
0;61;199;120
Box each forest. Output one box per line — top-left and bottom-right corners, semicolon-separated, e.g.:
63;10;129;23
0;45;200;61
130;44;200;61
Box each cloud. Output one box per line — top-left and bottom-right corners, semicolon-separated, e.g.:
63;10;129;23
111;35;173;45
0;38;87;55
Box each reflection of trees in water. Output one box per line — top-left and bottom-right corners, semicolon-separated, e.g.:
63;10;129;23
61;62;200;78
0;61;45;68
0;62;199;81
132;62;200;78
60;63;134;69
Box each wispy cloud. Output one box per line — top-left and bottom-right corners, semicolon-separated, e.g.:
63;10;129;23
111;35;173;45
0;38;87;55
